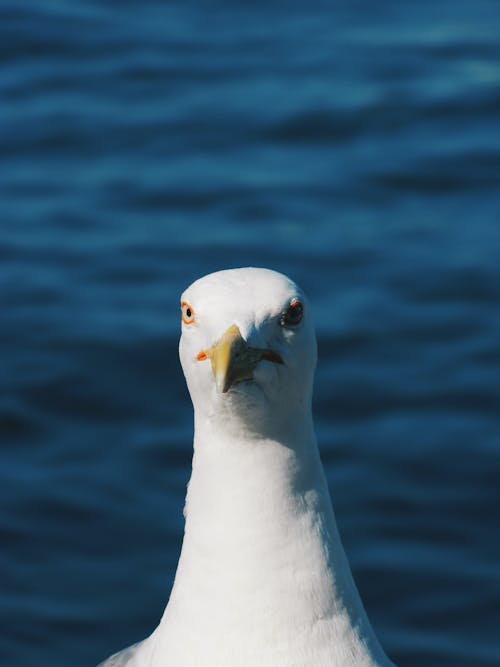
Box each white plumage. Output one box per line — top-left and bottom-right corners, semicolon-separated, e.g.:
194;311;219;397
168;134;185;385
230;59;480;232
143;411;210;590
99;267;395;667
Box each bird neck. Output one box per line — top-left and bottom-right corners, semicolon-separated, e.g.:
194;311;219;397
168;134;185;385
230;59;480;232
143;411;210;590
183;417;349;605
156;414;388;666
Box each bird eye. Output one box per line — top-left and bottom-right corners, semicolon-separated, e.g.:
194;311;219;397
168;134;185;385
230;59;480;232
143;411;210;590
281;299;303;327
182;301;195;325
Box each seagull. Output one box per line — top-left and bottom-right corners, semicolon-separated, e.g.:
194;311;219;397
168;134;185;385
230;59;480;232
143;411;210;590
99;267;395;667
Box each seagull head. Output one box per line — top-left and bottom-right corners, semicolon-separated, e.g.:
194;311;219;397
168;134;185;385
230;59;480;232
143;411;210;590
179;268;317;436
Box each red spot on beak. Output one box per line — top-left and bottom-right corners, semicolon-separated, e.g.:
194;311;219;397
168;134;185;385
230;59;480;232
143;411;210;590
260;350;284;365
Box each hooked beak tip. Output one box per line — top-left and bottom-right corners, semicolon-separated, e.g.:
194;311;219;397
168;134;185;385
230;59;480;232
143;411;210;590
199;323;283;394
215;371;231;394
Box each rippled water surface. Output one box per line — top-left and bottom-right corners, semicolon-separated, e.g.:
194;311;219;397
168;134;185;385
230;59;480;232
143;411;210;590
2;2;500;666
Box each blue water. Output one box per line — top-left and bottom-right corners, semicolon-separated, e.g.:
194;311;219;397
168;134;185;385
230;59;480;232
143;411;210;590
2;2;500;665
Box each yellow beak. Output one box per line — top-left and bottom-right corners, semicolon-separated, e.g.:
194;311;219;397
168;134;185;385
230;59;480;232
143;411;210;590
198;324;283;393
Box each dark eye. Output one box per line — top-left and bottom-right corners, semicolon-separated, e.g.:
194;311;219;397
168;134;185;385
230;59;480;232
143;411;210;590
281;300;303;327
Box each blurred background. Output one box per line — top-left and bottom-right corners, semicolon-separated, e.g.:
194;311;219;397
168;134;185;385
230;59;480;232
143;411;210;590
1;1;500;666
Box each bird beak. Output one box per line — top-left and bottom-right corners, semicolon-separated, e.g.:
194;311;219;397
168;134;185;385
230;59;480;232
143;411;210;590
198;324;283;393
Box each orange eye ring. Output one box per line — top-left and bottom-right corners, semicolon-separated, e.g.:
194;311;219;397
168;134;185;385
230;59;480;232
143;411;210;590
181;301;195;325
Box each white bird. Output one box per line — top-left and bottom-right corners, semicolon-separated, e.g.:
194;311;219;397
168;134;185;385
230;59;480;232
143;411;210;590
99;267;395;667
